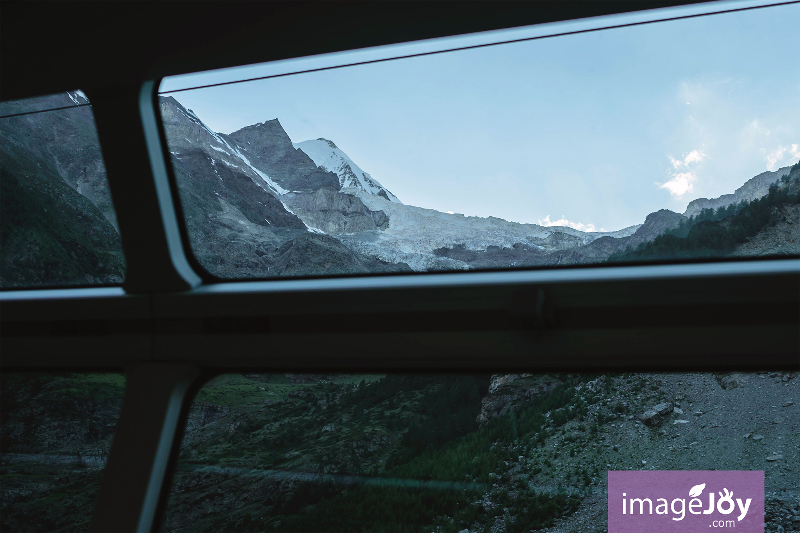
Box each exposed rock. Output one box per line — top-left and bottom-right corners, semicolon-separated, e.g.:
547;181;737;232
272;232;412;277
283;188;390;233
640;402;674;426
227;119;341;193
730;203;800;257
720;372;751;390
488;374;524;394
477;375;560;426
684;164;793;218
625;209;687;250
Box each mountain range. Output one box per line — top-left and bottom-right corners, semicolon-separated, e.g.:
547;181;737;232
0;91;796;286
158;95;795;276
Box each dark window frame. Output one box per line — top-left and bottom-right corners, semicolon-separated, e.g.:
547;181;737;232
1;1;798;531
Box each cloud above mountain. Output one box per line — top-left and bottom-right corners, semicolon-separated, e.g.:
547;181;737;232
669;149;706;169
765;143;800;171
537;215;605;233
659;149;706;198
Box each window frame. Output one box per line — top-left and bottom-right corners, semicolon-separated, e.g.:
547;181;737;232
0;1;798;531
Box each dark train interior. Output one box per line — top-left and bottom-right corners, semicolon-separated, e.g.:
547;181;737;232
1;1;798;532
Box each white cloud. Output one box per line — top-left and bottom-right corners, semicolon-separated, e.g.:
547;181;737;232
683;149;705;165
537;215;604;233
657;172;697;197
669;149;706;168
659;149;705;198
764;143;800;171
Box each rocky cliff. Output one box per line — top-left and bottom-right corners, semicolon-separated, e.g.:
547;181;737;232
684;165;793;218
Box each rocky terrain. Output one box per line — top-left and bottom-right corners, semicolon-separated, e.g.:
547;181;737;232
474;372;799;533
685;165;794;218
156;96;799;274
2;371;797;532
160;371;798;533
732;203;800;257
158;95;648;276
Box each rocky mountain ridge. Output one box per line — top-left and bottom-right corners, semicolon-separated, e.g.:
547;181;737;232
160;97;797;275
2;92;796;288
684;165;793;218
293;138;401;203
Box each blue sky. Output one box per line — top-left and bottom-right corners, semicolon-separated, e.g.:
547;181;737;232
161;2;799;232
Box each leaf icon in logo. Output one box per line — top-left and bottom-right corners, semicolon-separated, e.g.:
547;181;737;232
689;483;706;498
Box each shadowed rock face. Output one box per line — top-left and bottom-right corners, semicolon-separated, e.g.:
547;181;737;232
0;92;116;230
272;232;411;277
625;209;687;249
172;148;306;230
228;120;340;193
0;93;125;288
283;188;390;234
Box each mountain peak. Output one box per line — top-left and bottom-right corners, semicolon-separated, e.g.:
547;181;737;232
317;138;338;149
294;138;402;203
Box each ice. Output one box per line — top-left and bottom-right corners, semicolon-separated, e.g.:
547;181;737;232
328;187;640;269
293;139;402;203
209;145;232;156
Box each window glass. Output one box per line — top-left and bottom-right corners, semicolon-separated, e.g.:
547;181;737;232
159;4;799;280
0;92;125;289
0;372;126;531
162;372;798;532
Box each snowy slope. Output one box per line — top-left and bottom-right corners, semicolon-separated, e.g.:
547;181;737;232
66;90;89;105
333;187;641;271
293;139;402;203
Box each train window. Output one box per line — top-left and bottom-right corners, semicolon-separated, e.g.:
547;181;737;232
157;3;799;281
0;92;126;289
0;372;126;531
161;372;798;532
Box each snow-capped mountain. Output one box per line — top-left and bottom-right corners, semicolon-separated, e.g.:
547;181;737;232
160;97;293;198
154;96;798;276
338;188;641;271
5;91;790;283
66;90;89;106
294;139;402;203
